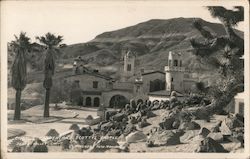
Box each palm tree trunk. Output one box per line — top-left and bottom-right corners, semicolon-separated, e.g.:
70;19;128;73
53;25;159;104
14;90;21;120
44;88;50;117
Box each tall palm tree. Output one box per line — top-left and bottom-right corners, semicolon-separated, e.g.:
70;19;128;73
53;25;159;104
36;33;63;117
11;32;31;120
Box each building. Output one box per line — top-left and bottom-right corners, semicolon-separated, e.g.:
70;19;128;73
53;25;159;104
234;92;244;115
65;50;198;108
148;51;197;102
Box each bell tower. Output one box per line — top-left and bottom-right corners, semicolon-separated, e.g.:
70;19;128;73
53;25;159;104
123;50;136;79
165;51;185;93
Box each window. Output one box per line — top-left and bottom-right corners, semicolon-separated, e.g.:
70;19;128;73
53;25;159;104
180;60;182;67
171;77;174;82
86;97;92;106
93;81;98;88
174;60;178;66
127;64;132;71
93;97;100;107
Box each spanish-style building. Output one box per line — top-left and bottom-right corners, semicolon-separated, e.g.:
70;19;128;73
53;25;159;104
65;50;198;108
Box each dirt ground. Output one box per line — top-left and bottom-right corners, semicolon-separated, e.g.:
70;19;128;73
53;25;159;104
7;105;244;153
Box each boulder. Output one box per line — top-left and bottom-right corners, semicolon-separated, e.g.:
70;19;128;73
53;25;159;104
180;130;199;143
119;143;130;152
107;129;121;137
224;116;244;129
69;124;80;131
100;122;114;131
229;129;244;147
151;102;161;110
86;115;94;120
126;131;147;143
61;139;70;150
117;134;126;143
159;117;175;130
207;133;224;142
172;120;180;129
146;111;157;118
179;121;200;130
198;127;211;138
193;107;210;121
211;121;221;133
220;120;232;135
46;129;59;138
147;130;181;146
129;116;138;124
105;111;118;121
111;113;127;122
138;119;151;128
124;123;137;136
78;127;93;136
31;138;48;152
195;137;228;153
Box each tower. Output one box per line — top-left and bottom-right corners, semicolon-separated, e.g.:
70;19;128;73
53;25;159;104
165;51;185;93
72;56;87;75
123;50;136;79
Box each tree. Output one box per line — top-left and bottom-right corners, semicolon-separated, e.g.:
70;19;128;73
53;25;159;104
70;81;83;106
190;6;244;114
195;81;207;95
36;33;63;117
10;32;31;120
50;79;71;104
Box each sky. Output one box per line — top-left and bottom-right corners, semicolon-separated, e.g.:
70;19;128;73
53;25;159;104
1;1;245;45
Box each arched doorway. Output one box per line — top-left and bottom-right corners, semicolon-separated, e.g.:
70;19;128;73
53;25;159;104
86;97;92;106
93;97;100;107
109;95;128;108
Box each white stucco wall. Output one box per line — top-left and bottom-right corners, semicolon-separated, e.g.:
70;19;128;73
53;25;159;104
234;93;245;115
65;74;111;91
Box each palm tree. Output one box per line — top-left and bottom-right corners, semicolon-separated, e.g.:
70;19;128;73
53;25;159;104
11;32;31;120
36;33;63;117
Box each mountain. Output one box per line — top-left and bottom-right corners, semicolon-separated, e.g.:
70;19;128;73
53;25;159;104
8;17;244;80
59;17;243;75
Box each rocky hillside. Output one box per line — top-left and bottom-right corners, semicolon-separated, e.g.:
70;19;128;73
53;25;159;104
60;17;243;73
8;17;243;79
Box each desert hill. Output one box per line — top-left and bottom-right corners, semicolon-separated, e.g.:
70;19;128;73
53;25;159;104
59;17;243;74
8;17;243;82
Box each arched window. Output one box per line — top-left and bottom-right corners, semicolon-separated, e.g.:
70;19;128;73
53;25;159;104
86;97;92;106
174;60;178;66
93;97;100;107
